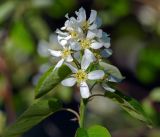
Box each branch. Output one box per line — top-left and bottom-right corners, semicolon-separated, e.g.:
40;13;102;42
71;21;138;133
0;55;16;124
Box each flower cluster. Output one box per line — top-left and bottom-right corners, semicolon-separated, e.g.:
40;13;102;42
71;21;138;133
48;7;117;98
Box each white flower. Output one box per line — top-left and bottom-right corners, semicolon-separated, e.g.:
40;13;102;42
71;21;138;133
61;59;105;98
38;34;59;57
75;7;99;31
56;16;84;46
70;30;105;62
48;45;73;70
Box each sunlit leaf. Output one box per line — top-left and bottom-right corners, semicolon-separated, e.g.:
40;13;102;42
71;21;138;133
104;90;152;126
35;65;72;98
75;125;111;137
87;125;111;137
75;128;88;137
3;98;62;137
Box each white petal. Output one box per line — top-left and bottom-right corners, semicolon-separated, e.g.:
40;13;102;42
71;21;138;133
91;42;103;49
87;29;102;38
38;40;49;57
84;49;96;61
61;77;76;87
76;7;86;23
101;32;111;48
81;54;91;70
80;82;90;98
65;62;78;73
88;70;104;80
65;13;69;19
108;76;121;83
54;59;64;70
59;39;67;46
81;49;96;70
104;42;111;48
101;49;112;58
56;29;68;36
88;23;97;30
87;31;96;39
88;10;97;24
66;55;73;62
94;17;102;28
57;35;69;47
102;83;115;92
70;41;81;51
49;34;57;44
48;49;62;57
96;29;103;38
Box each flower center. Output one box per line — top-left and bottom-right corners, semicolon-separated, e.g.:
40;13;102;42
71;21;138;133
62;48;71;58
70;31;78;39
74;70;87;83
82;21;89;31
80;39;91;49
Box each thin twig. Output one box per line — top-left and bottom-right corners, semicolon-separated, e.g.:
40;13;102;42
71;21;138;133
87;94;105;102
71;54;81;69
89;82;97;93
61;108;80;122
0;56;16;123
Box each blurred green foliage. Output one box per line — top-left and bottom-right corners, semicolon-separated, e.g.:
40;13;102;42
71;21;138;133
0;0;160;137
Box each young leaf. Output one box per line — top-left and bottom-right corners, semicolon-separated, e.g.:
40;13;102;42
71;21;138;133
35;65;72;98
104;90;152;126
87;125;111;137
2;98;62;137
75;128;88;137
99;61;125;82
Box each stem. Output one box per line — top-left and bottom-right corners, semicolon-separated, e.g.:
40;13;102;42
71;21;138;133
78;83;100;127
79;99;86;128
87;94;105;102
0;56;16;123
61;108;80;121
89;82;97;93
71;54;81;69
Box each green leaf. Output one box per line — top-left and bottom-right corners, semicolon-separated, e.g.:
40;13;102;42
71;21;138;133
75;125;111;137
75;128;88;137
10;20;35;56
2;98;62;137
99;62;124;82
0;1;15;23
35;65;72;98
104;90;152;126
87;125;111;137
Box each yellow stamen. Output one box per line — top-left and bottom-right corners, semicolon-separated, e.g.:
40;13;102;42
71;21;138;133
74;70;87;83
80;39;91;49
62;48;71;58
70;31;78;39
82;21;89;31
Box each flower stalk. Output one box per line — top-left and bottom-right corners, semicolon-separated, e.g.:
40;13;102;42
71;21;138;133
79;99;86;128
